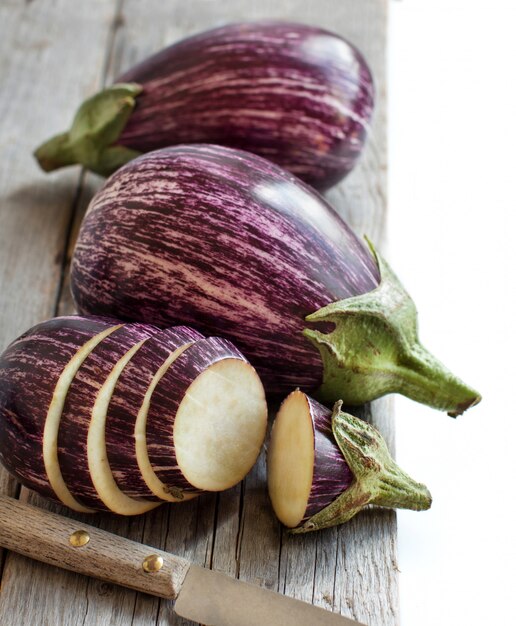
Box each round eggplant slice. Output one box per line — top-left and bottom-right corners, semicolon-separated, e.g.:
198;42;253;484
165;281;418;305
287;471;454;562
105;326;203;502
146;337;267;496
58;323;160;514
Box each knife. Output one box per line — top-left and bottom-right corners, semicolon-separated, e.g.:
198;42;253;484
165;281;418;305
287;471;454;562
0;494;364;625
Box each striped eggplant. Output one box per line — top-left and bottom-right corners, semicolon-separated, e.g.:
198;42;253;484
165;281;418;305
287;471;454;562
145;337;267;496
0;316;119;507
268;390;353;528
71;144;481;415
57;323;161;514
0;314;268;514
34;21;374;191
268;390;432;533
105;326;203;502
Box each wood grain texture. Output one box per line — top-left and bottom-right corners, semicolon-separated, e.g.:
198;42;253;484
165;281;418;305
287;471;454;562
0;1;394;625
0;0;116;502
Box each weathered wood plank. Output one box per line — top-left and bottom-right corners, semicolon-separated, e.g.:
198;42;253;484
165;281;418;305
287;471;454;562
0;1;393;625
0;1;130;624
0;0;105;501
0;0;119;348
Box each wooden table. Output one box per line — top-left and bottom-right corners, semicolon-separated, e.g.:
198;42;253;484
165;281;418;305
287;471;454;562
0;1;394;624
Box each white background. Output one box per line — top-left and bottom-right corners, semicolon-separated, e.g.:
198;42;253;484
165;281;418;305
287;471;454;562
389;1;516;624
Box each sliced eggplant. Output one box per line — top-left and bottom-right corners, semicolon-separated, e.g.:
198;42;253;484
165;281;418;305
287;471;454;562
267;390;352;528
268;390;432;532
105;326;203;501
146;337;267;496
0;316;119;511
58;323;160;514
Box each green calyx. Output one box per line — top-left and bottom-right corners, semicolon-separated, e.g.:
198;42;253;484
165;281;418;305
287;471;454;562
34;83;143;176
292;402;432;534
304;239;481;416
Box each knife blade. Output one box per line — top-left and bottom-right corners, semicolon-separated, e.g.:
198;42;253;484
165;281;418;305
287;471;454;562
0;494;365;625
175;564;364;625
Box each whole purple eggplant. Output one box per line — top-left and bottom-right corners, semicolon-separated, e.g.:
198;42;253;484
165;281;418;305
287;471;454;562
70;144;480;415
34;21;374;191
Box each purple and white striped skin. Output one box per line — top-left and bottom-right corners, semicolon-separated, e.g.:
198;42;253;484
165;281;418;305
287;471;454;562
57;323;159;511
71;144;379;397
105;326;203;501
116;22;374;190
302;395;353;522
145;336;265;495
35;22;374;190
0;316;118;504
269;390;432;532
268;390;353;528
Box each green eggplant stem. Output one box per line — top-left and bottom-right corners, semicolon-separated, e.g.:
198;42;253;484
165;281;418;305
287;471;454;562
291;402;432;534
34;83;143;176
304;239;481;416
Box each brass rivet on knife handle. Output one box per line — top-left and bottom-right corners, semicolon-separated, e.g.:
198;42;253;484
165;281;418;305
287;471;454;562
0;494;190;599
69;530;90;547
142;554;163;573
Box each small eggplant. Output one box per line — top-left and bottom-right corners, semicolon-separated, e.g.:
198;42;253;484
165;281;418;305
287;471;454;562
34;21;374;191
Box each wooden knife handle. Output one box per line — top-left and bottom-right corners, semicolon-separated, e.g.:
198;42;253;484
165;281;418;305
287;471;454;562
0;494;190;599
